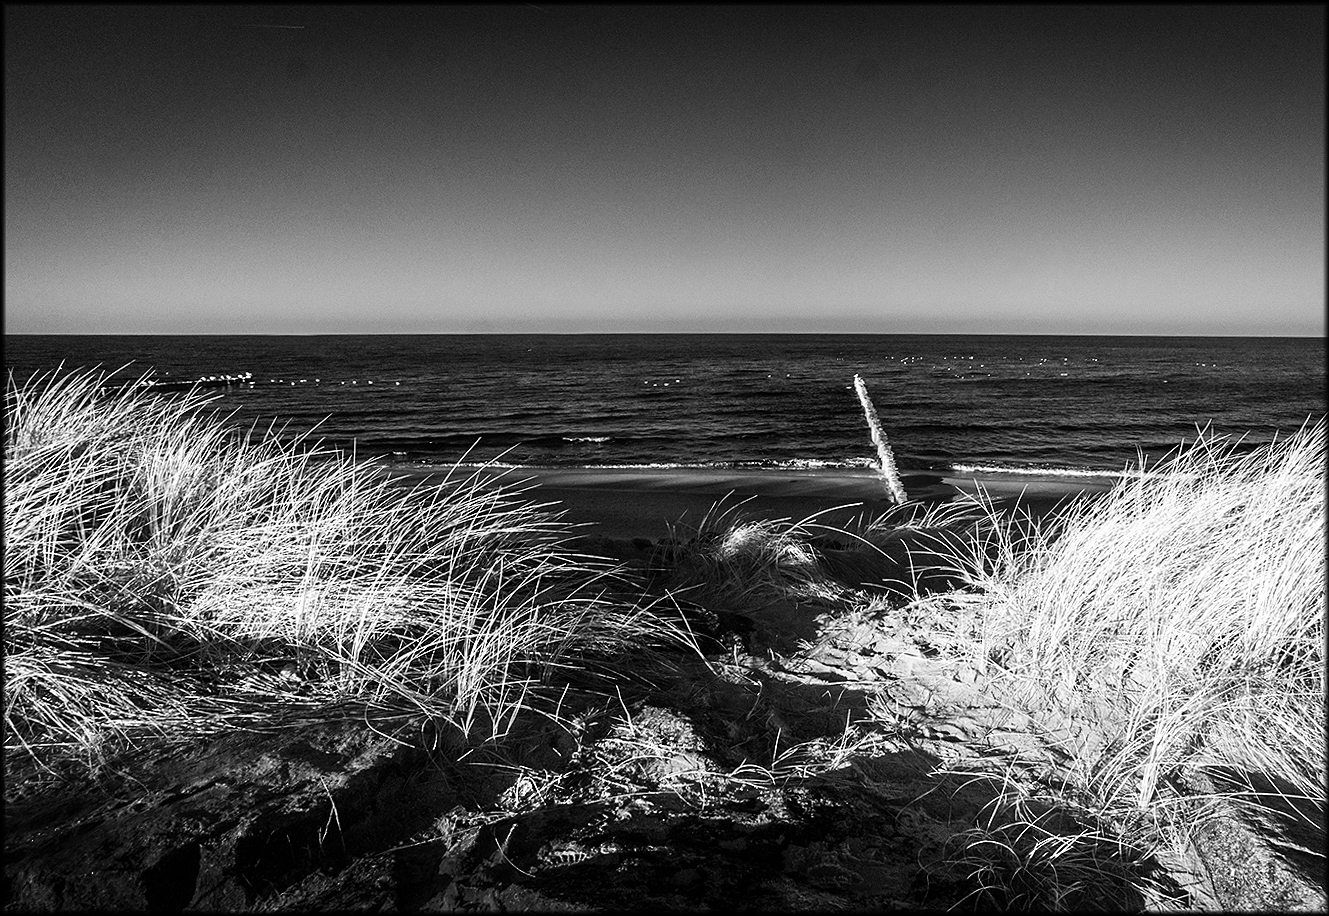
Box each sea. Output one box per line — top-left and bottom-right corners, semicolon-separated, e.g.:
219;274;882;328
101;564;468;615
4;335;1325;479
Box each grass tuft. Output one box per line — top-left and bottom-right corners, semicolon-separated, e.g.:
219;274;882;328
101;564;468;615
657;499;847;608
945;769;1189;912
918;421;1325;904
4;367;684;787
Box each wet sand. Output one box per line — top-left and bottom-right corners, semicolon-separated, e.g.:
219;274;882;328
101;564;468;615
384;465;1119;540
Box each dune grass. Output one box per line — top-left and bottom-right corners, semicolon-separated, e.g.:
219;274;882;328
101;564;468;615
656;499;846;610
656;494;1002;614
4;368;685;787
918;421;1326;906
654;419;1324;907
965;424;1323;808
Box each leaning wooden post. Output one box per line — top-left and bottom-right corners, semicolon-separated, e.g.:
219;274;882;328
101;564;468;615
853;374;908;505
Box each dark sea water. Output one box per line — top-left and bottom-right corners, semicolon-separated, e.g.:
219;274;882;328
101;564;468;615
4;335;1325;478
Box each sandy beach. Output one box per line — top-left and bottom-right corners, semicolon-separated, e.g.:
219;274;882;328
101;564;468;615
8;370;1321;912
384;465;1120;541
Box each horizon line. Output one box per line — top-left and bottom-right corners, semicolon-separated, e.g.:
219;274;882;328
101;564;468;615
5;330;1325;339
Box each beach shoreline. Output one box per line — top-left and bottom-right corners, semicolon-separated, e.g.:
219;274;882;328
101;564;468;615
380;464;1120;540
7;368;1321;912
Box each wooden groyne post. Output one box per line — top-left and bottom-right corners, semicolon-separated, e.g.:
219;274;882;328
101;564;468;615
853;374;908;505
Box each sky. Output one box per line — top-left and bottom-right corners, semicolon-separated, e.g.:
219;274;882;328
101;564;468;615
4;4;1325;335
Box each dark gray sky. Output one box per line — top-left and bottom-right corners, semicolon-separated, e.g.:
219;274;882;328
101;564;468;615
4;4;1324;334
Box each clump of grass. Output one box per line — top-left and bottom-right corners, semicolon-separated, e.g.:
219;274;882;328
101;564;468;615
656;493;1020;629
829;495;1013;595
994;424;1322;809
923;422;1325;903
658;500;846;609
945;769;1190;912
4;367;683;786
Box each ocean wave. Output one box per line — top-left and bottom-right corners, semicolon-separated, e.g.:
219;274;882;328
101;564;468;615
948;462;1195;480
442;456;883;472
734;457;879;470
950;462;1128;478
